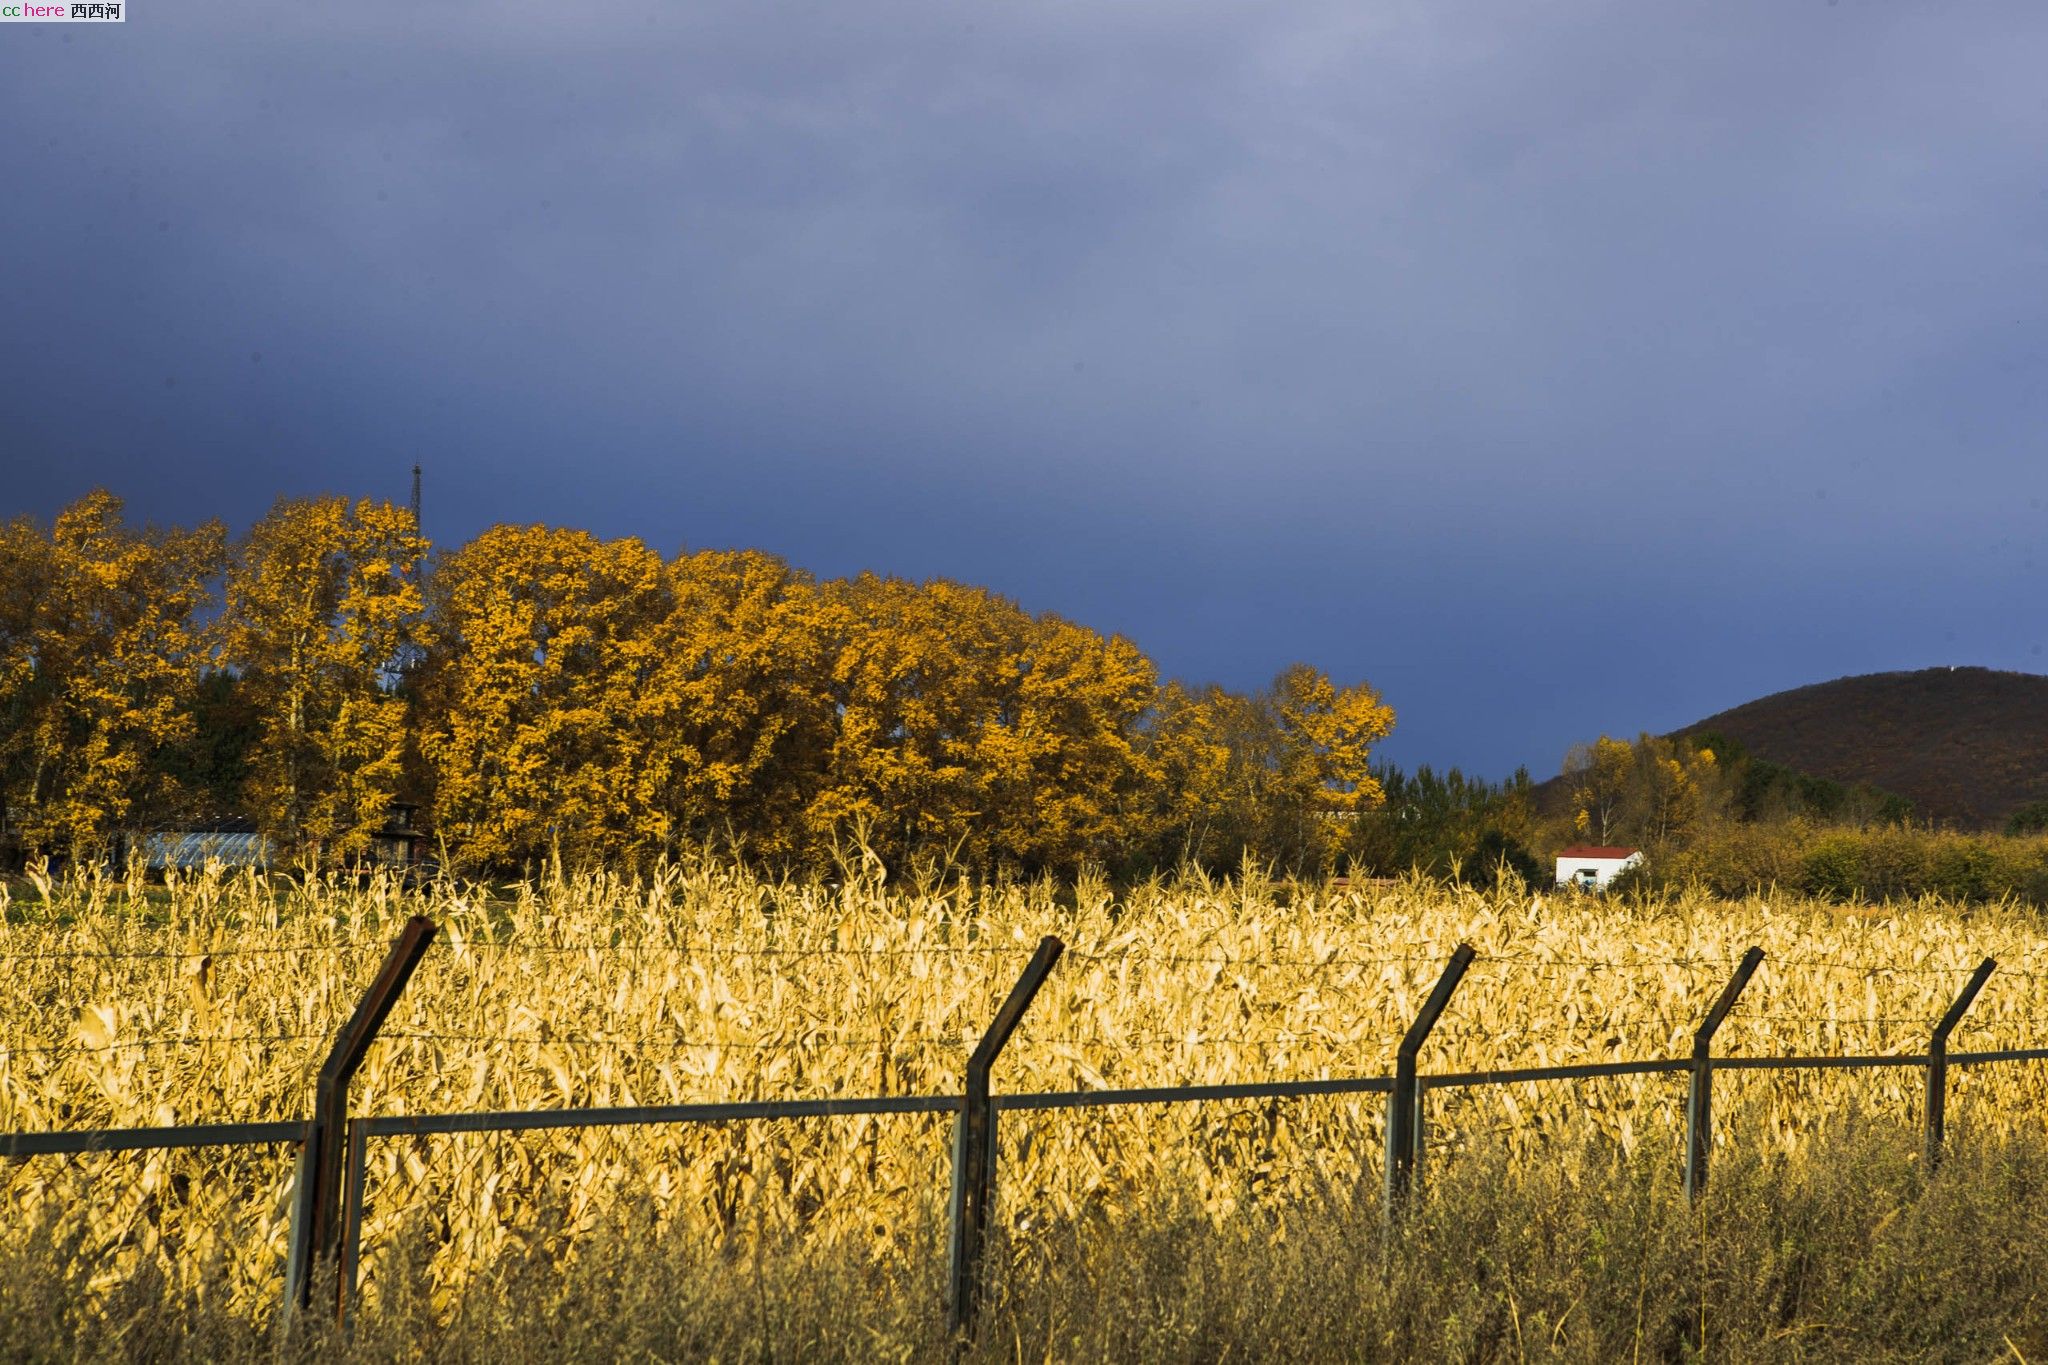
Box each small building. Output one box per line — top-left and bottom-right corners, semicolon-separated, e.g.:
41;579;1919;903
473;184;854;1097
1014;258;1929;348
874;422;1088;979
366;802;427;871
1555;845;1643;892
134;804;425;875
141;819;273;872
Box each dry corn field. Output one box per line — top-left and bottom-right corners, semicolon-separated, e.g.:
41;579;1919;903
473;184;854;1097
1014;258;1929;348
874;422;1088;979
5;860;2048;1328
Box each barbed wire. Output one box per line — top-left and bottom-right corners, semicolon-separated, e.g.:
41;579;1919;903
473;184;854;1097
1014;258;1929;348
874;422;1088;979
0;943;369;962
1067;950;1763;971
452;941;1034;959
377;1030;975;1052
8;937;2045;978
3;1032;331;1058
1760;1014;2046;1028
1740;1014;1944;1028
17;1006;2039;1066
1076;952;2048;974
1040;1033;1400;1051
6;1029;983;1062
1064;951;1448;969
1762;958;2012;975
1478;952;1740;968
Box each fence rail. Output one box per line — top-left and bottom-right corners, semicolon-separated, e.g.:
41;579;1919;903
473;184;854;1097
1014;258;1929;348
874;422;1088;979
4;1048;2033;1159
363;1093;963;1138
5;924;2046;1340
0;1120;304;1157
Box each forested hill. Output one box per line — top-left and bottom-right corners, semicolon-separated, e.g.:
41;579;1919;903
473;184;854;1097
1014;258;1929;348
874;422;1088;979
1673;667;2048;830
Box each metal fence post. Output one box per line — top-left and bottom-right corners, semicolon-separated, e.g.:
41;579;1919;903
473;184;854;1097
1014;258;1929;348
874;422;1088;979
338;1117;370;1327
1684;946;1762;1201
1384;943;1474;1224
947;935;1064;1339
1926;957;1996;1173
284;914;436;1319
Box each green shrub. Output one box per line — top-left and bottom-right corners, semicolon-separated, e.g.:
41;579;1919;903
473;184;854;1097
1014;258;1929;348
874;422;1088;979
1638;824;2048;908
2007;799;2048;836
1801;834;1865;901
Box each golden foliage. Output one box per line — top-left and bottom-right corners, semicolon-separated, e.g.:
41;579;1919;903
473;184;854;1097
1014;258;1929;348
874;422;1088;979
420;524;673;867
806;575;1160;870
1138;667;1393;870
1566;732;1723;847
0;493;224;854
218;496;425;860
2;493;1396;876
649;549;836;858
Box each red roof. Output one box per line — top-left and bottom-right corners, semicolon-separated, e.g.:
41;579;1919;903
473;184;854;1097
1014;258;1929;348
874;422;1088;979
1557;845;1641;859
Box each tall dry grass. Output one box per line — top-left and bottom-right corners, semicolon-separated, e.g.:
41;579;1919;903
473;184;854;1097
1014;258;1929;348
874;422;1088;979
5;1120;2046;1362
4;858;2048;1343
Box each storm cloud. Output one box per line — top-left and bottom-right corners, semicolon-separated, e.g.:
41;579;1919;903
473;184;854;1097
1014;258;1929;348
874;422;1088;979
4;0;2045;775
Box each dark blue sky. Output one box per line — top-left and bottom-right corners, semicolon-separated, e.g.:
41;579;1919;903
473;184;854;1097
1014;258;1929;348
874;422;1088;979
4;1;2045;778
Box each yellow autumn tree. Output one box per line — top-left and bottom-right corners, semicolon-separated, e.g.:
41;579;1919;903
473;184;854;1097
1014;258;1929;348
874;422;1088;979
971;613;1160;872
420;525;669;869
1565;735;1637;845
8;490;1409;878
1131;666;1394;873
1561;732;1724;848
1133;681;1236;866
1;492;223;858
803;575;1006;864
0;514;53;857
216;496;426;862
797;575;1150;872
643;549;837;859
1270;662;1394;811
1643;737;1718;843
1265;662;1396;869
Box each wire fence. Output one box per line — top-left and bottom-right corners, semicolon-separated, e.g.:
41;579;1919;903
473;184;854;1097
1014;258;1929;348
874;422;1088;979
16;940;2043;973
5;923;2048;1337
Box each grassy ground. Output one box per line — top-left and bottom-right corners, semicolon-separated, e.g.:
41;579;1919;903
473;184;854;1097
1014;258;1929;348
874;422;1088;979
4;1120;2045;1363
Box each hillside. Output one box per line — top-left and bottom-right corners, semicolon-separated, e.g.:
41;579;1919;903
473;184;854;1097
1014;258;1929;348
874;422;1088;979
1672;667;2048;829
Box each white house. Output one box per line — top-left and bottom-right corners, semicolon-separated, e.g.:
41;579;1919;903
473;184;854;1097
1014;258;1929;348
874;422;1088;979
1555;845;1643;891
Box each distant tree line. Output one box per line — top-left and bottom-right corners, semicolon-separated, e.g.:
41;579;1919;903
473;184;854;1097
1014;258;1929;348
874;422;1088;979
1343;734;1920;894
1347;765;1544;889
1348;731;2048;907
0;491;1394;877
1546;732;2048;906
1558;731;1914;849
